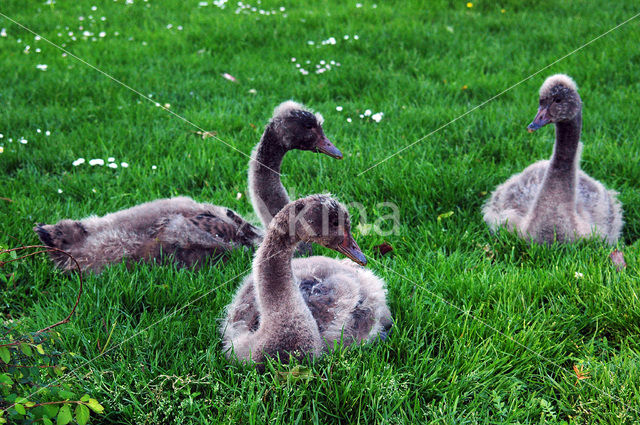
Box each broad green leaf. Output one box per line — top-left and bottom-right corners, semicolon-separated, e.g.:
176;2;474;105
75;404;90;425
36;344;45;355
43;404;59;418
14;403;26;415
42;418;53;425
87;398;105;414
58;390;76;400
19;343;32;357
0;347;9;363
80;394;90;402
15;397;28;404
0;374;13;386
57;404;72;425
25;401;36;407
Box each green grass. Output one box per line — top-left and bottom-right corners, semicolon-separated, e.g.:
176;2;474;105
2;0;640;423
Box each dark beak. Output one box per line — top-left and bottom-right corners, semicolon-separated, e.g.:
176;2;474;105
315;136;343;159
335;231;367;266
527;106;551;132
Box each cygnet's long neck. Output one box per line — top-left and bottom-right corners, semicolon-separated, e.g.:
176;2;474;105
249;126;291;228
253;223;301;317
537;110;582;207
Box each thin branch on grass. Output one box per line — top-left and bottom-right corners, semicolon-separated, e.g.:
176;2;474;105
0;245;83;347
0;229;20;242
21;400;89;409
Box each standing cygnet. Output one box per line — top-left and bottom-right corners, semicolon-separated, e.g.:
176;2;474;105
221;194;392;369
35;101;342;273
483;74;623;244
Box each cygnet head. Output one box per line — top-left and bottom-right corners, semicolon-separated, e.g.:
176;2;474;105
269;101;342;159
528;74;582;132
273;194;366;265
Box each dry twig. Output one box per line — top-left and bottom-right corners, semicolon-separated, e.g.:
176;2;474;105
0;245;83;347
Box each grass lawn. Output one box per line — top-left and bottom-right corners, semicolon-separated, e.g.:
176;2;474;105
2;0;640;423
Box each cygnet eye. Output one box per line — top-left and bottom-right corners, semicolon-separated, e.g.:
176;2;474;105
553;97;562;103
